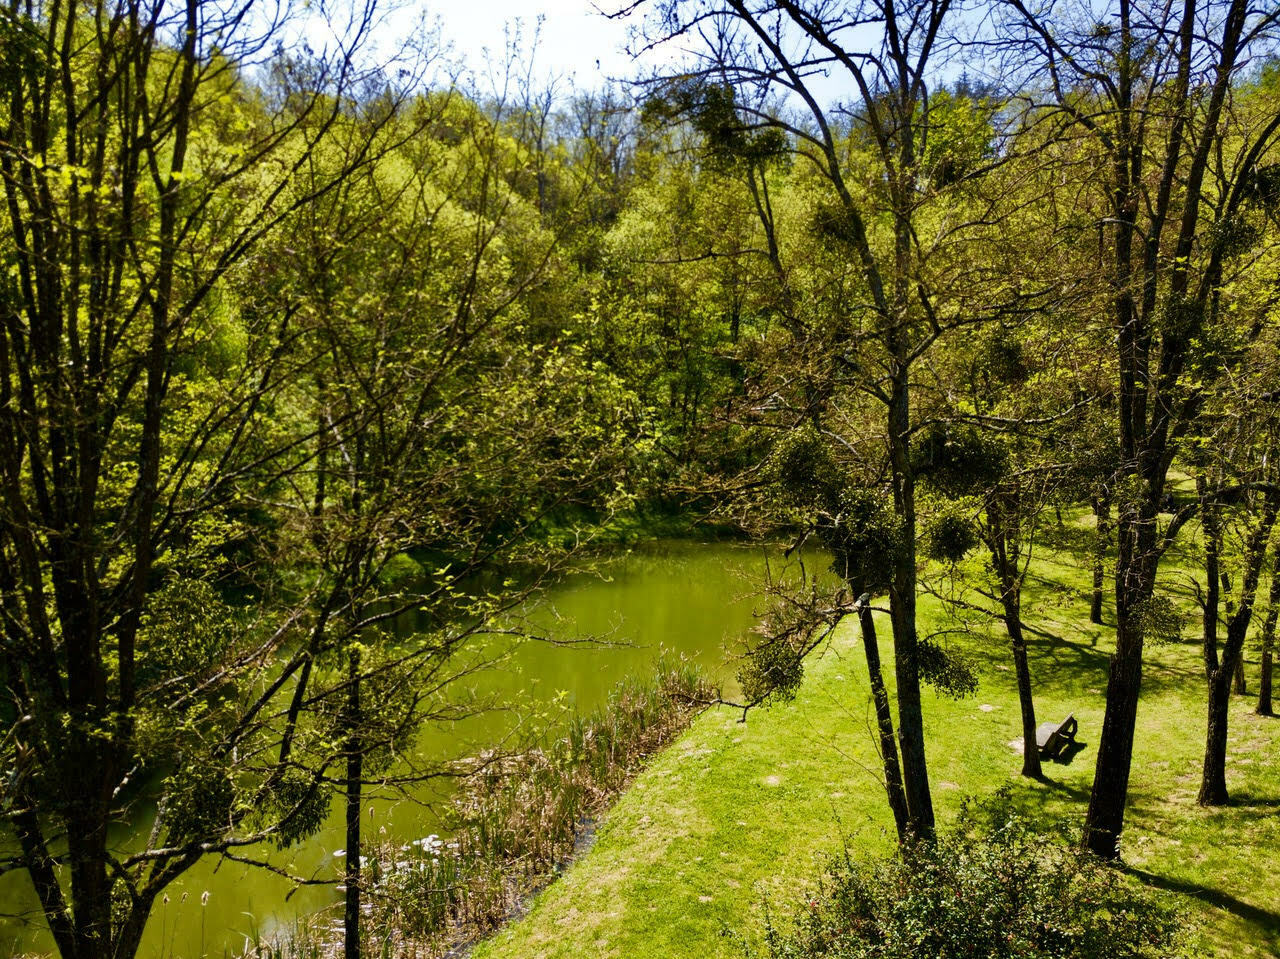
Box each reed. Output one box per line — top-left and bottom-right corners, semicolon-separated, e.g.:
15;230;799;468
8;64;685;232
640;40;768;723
242;659;714;959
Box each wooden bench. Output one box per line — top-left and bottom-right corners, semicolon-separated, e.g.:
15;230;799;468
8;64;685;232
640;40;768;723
1035;714;1078;759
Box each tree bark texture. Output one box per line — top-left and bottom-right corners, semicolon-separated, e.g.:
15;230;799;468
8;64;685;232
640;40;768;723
1198;497;1276;805
857;597;910;842
887;370;934;840
1257;566;1279;716
1091;493;1111;625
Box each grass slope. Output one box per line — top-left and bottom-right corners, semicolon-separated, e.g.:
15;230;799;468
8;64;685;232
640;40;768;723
474;536;1280;959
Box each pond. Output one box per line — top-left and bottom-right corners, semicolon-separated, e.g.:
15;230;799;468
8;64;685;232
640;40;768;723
0;540;816;958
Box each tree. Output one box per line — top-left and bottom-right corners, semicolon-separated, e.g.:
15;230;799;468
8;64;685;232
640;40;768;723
1186;332;1280;804
992;0;1280;857
915;421;1059;780
634;0;1035;840
0;4;408;954
0;5;638;956
1258;549;1280;716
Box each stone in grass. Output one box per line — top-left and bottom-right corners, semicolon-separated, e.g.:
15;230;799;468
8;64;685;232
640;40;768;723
979;703;997;712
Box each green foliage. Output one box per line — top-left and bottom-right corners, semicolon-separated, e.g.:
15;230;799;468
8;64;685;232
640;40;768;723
760;791;1188;959
764;425;841;509
1208;214;1262;259
920;89;997;188
913;423;1009;498
922;503;978;564
137;578;236;688
643;81;788;173
1131;593;1186;645
972;327;1029;386
257;771;332;850
739;636;807;705
917;639;979;699
822;489;905;594
1243;162;1280;211
161;762;236;844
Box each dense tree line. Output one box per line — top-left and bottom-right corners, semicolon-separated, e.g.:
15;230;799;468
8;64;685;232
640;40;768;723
2;1;1280;957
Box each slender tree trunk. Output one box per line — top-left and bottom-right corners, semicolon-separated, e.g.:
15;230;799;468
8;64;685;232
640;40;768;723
1199;603;1256;806
856;595;909;842
1200;475;1221;672
1198;498;1276;804
1257;568;1279;716
987;497;1040;777
1091;493;1111;625
1232;654;1247;696
887;368;934;841
11;804;78;959
345;649;362;959
1006;605;1041;778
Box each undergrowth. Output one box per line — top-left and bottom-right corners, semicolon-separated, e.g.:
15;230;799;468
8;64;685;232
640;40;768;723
241;659;715;958
756;789;1189;959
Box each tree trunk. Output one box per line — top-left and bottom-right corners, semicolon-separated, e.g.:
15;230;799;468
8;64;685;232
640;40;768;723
1257;567;1279;716
67;803;113;959
986;496;1040;778
1232;655;1247;696
1090;493;1111;625
1199;605;1255;807
1007;609;1042;778
1199;498;1276;804
345;649;362;959
1200;475;1221;679
887;368;934;841
856;595;909;842
1083;612;1144;857
1198;666;1234;805
1083;493;1157;860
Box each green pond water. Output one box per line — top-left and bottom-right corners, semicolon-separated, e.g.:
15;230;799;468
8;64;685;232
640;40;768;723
1;540;816;958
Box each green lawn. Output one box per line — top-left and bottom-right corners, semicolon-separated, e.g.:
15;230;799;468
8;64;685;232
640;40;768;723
473;532;1280;959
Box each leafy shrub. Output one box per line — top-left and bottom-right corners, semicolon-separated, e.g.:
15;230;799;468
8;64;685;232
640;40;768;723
758;792;1187;959
738;634;807;704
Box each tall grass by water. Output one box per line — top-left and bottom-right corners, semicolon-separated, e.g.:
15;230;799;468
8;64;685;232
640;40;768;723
242;659;715;958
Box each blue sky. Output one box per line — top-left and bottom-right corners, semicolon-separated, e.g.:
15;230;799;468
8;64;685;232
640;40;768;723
434;1;645;83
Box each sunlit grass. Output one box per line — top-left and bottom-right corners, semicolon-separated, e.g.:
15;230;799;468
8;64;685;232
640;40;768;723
473;514;1280;959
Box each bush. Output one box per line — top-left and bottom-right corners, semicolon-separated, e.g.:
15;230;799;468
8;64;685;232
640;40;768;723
758;793;1187;959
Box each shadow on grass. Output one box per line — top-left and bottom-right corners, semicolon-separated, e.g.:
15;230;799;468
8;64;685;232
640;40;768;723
1026;634;1110;691
1023;627;1204;699
1033;771;1091;803
1127;867;1280;938
1226;793;1280;810
1051;739;1088;766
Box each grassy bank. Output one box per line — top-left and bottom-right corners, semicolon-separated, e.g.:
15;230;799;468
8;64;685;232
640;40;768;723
240;663;715;959
472;534;1280;959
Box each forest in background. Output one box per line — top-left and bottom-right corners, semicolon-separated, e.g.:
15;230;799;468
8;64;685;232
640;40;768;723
2;1;1280;957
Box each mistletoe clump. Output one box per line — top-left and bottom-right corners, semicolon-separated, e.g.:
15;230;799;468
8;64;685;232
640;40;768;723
913;423;1008;497
822;488;905;594
923;504;978;564
764;423;842;509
